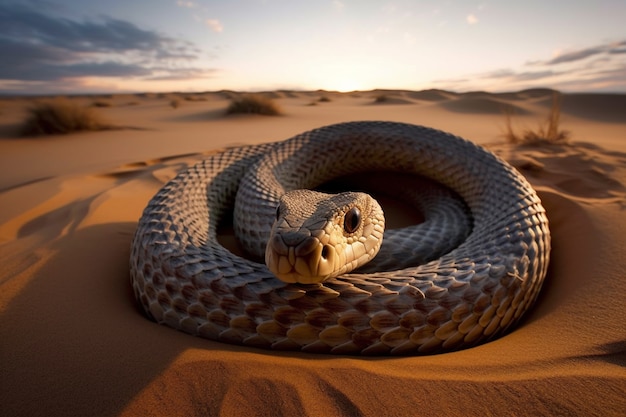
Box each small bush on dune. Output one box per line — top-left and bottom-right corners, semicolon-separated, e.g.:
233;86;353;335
184;95;207;102
226;94;281;115
374;94;389;103
21;99;110;136
91;100;112;108
504;92;570;145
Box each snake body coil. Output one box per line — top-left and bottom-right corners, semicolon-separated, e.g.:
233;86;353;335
130;121;550;355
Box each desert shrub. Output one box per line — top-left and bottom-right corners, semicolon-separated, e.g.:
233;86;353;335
226;94;281;115
21;99;109;136
184;95;207;102
318;95;331;103
374;94;389;103
504;92;570;145
91;100;112;108
170;99;181;109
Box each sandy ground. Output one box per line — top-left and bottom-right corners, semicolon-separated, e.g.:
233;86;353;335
1;89;625;416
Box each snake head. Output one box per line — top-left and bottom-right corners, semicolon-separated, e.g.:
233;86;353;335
265;190;385;284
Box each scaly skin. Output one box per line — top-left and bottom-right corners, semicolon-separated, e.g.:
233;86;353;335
130;121;550;355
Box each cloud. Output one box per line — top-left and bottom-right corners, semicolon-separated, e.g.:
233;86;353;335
0;2;215;86
478;69;516;79
147;68;219;81
609;43;626;55
513;70;560;81
476;69;560;83
176;0;197;8
548;46;607;65
541;40;626;65
205;19;223;33
332;1;345;12
466;14;478;24
433;39;626;92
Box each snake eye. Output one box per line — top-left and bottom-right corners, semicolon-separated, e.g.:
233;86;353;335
343;207;361;234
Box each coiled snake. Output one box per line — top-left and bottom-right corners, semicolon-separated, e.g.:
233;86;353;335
130;121;550;355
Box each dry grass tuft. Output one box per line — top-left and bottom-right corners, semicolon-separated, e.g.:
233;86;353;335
226;94;281;115
374;94;389;103
184;95;207;102
21;99;110;136
504;92;570;145
91;100;112;108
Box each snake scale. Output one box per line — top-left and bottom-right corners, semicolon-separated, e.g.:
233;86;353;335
130;121;550;355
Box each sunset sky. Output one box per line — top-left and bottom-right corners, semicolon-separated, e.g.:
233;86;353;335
1;0;624;95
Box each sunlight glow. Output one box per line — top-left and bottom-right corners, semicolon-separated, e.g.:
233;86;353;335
326;78;366;92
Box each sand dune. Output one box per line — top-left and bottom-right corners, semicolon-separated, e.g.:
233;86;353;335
440;96;530;115
1;90;625;416
559;93;626;123
406;89;456;102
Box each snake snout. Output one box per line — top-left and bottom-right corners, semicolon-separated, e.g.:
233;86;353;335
265;230;336;284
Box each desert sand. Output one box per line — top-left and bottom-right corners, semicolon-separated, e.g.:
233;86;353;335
1;89;625;416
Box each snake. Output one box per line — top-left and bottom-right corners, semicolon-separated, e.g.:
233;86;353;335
129;121;550;355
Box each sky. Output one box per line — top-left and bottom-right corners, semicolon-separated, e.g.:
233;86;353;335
0;0;625;95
